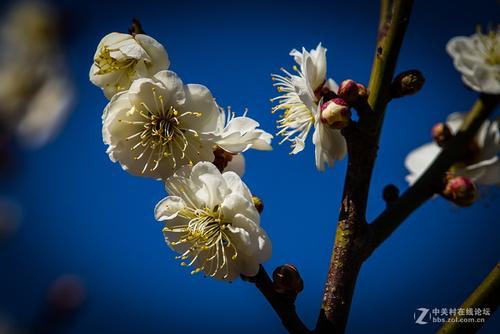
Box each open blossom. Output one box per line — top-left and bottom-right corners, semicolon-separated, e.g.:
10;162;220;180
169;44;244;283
16;76;74;148
207;108;273;175
102;70;220;180
90;32;169;99
446;27;500;94
212;108;273;154
271;43;347;171
405;112;500;185
0;1;73;149
155;162;271;281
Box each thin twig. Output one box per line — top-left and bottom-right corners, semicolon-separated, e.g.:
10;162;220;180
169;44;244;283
437;262;500;334
367;94;499;256
252;266;311;334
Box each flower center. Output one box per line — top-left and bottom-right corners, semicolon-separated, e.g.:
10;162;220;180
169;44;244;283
119;87;202;174
164;205;238;279
271;69;315;152
475;26;500;65
94;46;138;75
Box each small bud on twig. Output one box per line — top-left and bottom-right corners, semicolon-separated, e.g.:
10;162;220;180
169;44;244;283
272;264;304;295
382;184;400;204
320;98;351;129
391;70;425;98
337;79;369;107
441;175;478;207
431;123;453;147
252;195;264;214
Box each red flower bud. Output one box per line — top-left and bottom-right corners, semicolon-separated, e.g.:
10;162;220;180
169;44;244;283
431;123;453;147
337;79;368;106
320;99;351;129
441;176;478;207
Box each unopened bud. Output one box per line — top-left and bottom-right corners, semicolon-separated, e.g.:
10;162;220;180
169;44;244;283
392;70;425;98
252;195;264;214
320;98;351;129
272;264;304;294
442;176;478;207
337;79;368;106
431;123;453;147
382;184;400;203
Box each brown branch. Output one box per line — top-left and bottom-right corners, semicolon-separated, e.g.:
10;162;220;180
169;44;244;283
437;262;500;334
367;94;499;257
251;266;311;334
315;1;414;333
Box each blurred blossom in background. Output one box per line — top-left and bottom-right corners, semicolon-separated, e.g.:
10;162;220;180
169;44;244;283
0;0;499;334
0;1;74;151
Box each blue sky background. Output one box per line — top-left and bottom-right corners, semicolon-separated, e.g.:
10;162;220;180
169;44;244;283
1;0;499;333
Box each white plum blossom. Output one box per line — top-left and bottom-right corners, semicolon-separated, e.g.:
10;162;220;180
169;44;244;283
271;43;347;171
0;1;74;149
446;27;500;94
207;108;273;175
155;161;271;281
90;32;169;99
212;108;273;154
405;112;500;186
102;70;220;180
16;76;74;148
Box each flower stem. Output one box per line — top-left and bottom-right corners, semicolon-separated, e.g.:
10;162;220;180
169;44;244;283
437;262;500;334
316;1;414;333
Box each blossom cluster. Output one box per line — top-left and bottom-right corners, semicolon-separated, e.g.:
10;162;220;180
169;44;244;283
90;28;272;280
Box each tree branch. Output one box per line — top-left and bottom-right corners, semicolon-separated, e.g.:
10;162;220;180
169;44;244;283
437;262;500;334
315;1;414;333
367;94;499;256
251;266;311;334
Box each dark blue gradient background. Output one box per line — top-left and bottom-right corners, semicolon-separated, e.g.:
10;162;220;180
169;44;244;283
1;0;499;333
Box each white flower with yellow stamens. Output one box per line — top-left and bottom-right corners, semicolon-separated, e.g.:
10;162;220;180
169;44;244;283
155;161;271;281
405;112;500;186
207;107;273;175
447;26;500;94
212;107;273;154
90;32;169;99
102;70;220;180
271;43;347;171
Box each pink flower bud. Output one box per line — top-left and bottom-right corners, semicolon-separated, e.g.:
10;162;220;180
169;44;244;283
431;123;452;147
320;99;351;129
442;176;478;207
272;264;304;294
337;79;368;106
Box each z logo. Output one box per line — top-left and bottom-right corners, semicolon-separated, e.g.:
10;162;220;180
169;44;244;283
414;308;430;325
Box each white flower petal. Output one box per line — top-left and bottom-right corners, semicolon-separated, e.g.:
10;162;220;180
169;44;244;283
404;142;441;184
155;196;185;221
